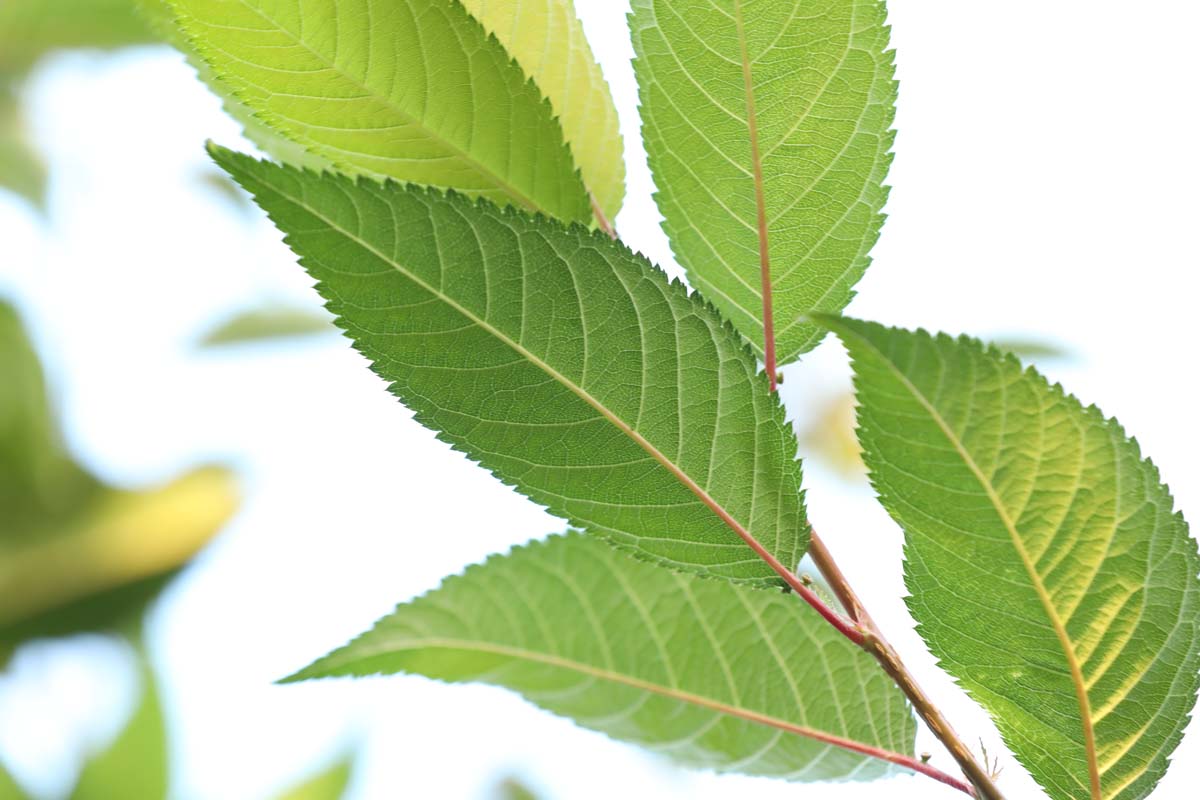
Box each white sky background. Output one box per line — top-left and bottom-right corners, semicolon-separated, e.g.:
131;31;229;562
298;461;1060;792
1;1;1198;798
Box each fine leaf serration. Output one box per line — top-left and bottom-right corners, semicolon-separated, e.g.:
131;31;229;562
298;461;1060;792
291;532;917;782
210;146;809;584
169;0;591;222
630;0;896;366
827;316;1200;800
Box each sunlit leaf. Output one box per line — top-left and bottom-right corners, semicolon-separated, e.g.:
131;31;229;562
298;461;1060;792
459;0;624;222
630;0;896;365
825;316;1200;800
291;533;916;782
212;146;808;584
168;0;590;222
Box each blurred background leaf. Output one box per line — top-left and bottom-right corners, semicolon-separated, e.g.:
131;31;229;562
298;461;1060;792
0;88;46;209
0;757;31;800
0;298;237;660
198;305;333;349
68;643;167;800
270;755;354;800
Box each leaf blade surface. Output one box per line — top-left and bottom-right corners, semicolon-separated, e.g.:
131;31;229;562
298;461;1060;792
291;533;916;781
211;146;809;584
826;316;1200;800
168;0;590;221
459;0;624;221
630;0;896;364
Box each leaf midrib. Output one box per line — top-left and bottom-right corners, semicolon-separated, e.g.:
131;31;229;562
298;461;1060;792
201;0;550;214
333;634;901;764
266;176;791;582
853;331;1103;799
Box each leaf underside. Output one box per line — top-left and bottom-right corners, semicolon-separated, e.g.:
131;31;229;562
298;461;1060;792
211;146;808;585
291;532;916;782
827;316;1200;800
630;0;896;364
169;0;590;222
459;0;625;221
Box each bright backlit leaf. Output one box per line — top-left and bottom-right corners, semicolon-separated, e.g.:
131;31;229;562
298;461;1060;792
291;533;916;782
168;0;590;222
826;316;1200;800
459;0;624;222
211;146;808;584
630;0;896;365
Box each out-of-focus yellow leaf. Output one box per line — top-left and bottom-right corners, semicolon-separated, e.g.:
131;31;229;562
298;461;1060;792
800;393;865;480
0;467;237;640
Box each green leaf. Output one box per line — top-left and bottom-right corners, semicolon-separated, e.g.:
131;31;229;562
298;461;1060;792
0;299;100;540
168;0;590;223
824;316;1200;800
69;645;168;800
290;533;916;781
458;0;624;222
0;89;47;209
630;0;896;365
270;755;353;800
210;146;808;585
0;758;31;800
198;304;332;348
0;0;159;77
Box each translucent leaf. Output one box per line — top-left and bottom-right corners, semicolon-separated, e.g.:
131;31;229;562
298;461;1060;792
69;647;167;800
630;0;896;365
825;316;1200;800
291;533;916;782
459;0;625;222
211;146;808;585
168;0;591;222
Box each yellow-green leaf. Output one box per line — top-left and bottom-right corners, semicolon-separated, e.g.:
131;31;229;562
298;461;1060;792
459;0;624;222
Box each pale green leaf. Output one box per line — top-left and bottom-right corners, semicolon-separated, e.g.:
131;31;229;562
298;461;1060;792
211;146;808;584
70;647;167;800
290;533;916;781
271;756;353;800
825;316;1200;800
138;0;334;176
198;304;333;348
168;0;590;222
459;0;624;222
630;0;896;365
